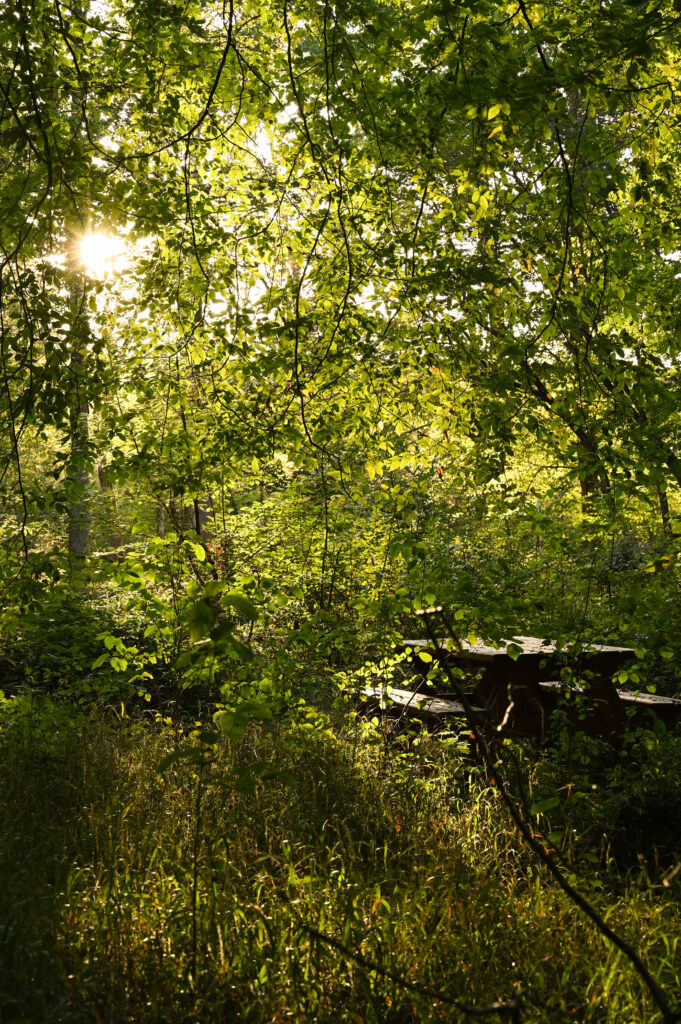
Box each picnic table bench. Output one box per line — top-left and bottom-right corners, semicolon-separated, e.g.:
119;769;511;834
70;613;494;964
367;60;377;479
352;684;484;732
355;636;681;743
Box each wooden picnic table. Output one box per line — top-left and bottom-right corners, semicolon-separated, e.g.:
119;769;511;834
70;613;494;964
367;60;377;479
396;636;681;742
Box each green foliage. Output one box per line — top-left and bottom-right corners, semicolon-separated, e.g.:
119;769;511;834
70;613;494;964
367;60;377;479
0;583;137;707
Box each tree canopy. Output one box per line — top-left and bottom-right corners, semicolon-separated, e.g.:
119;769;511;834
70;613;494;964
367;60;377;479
3;1;681;563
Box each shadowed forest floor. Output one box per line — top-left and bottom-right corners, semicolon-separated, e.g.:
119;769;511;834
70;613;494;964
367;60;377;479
1;709;680;1024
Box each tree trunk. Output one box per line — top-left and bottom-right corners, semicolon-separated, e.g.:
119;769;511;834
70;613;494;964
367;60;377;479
657;485;672;538
183;502;197;533
97;463;122;548
67;350;90;557
578;456;600;515
198;495;215;541
156;498;166;538
576;431;611;515
182;495;214;540
65;32;91;559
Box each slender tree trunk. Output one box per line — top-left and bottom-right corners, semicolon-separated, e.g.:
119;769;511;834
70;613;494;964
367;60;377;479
657;485;672;538
65;21;90;559
67;342;90;557
168;496;181;532
198;494;215;541
576;433;611;515
97;463;122;548
183;502;197;533
181;496;215;540
156;498;166;538
578;461;599;515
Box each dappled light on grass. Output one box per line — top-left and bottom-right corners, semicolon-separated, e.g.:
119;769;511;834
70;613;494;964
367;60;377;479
0;714;679;1022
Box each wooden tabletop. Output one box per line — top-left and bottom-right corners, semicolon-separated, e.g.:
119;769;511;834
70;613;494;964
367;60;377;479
402;636;634;665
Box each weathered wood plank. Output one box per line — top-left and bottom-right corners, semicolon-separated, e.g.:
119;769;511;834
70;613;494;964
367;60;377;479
539;680;681;730
348;685;483;721
402;636;634;664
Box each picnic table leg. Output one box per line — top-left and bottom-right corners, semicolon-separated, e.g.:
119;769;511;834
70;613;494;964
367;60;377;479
586;675;626;742
472;670;551;742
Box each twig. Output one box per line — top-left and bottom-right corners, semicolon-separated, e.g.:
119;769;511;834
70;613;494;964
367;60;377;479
301;923;522;1021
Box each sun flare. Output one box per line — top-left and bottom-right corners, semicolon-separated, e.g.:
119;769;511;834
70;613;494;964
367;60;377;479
77;232;126;277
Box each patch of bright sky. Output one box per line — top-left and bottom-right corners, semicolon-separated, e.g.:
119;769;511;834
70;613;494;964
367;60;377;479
253;127;272;165
78;231;129;278
277;102;299;126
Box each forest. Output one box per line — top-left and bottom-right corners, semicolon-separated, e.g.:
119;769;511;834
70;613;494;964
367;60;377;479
2;0;681;1020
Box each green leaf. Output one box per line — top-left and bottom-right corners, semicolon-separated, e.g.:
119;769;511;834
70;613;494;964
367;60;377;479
506;642;523;661
530;796;560;815
267;768;296;788
487;104;501;119
198;730;220;745
214;709;249;742
221;591;259;620
234;768;257;794
175;650;192;669
222;635;254;661
187;599;215;641
238;699;273;720
204;580;227;598
187;542;206;562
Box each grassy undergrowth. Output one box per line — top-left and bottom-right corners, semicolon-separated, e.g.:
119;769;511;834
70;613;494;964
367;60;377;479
0;709;679;1023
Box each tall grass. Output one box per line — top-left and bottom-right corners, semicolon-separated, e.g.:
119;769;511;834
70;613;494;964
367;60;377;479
0;711;679;1023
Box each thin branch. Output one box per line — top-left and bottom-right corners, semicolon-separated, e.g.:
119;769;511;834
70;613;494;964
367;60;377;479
301;923;523;1020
